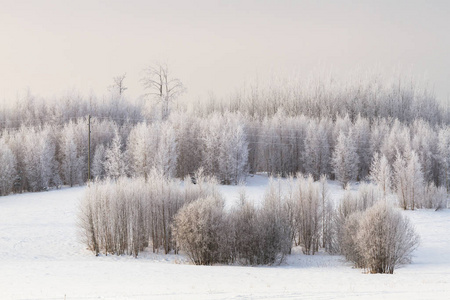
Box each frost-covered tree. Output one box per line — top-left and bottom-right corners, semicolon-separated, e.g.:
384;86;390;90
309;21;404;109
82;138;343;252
353;115;372;180
319;175;334;252
333;114;352;139
381;120;411;165
393;150;409;210
104;130;127;179
304;119;331;180
141;62;185;119
411;120;438;184
230;190;259;265
295;175;322;255
126;122;158;179
341;211;365;268
0;138;17;195
201;113;222;177
60;124;83;186
218;113;248;184
423;182;447;210
170;112;202;178
257;178;292;263
332;129;359;187
355;183;382;211
256;110;306;177
91;144;106;180
155;122;178;178
108;73;127;96
369;118;390;155
394;150;425;210
438;126;450;191
201;112;248;184
407;151;425;210
258;112;285;176
23;127;59;191
369;152;392;199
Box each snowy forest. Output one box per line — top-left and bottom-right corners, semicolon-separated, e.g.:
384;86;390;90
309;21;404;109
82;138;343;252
1;70;448;273
0;72;449;197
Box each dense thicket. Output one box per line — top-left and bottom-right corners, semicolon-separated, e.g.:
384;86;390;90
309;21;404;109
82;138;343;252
79;171;220;257
81;175;319;265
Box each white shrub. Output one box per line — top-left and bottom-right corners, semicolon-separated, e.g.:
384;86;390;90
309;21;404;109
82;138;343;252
357;202;419;274
172;195;230;265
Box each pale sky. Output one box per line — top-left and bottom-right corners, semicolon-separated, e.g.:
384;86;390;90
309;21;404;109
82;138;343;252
1;0;449;102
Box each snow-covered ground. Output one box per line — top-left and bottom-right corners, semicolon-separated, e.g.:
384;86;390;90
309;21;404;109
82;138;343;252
1;175;449;300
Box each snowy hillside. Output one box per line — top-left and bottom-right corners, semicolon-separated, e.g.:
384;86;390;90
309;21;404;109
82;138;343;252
1;176;449;300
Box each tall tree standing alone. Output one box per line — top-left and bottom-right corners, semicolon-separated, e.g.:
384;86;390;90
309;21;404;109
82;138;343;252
108;73;127;96
141;63;185;120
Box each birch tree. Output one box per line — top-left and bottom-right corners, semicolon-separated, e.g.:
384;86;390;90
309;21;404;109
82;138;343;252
104;130;127;179
369;152;392;199
141;63;185;119
332;129;359;187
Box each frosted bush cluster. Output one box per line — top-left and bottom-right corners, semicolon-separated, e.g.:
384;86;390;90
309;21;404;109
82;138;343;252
79;170;219;257
80;174;419;273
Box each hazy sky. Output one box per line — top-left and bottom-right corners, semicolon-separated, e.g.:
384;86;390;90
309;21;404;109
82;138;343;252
1;0;449;102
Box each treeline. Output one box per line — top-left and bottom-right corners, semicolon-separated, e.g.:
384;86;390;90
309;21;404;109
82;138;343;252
0;91;144;129
80;174;419;273
188;74;448;125
1;110;450;210
1;74;447;129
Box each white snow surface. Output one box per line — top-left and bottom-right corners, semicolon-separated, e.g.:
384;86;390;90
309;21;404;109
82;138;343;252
1;175;449;299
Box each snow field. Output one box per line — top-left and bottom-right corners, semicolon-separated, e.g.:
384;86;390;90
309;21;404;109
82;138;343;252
0;175;449;299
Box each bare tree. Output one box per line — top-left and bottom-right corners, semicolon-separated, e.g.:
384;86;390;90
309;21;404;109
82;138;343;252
109;73;127;96
141;63;185;119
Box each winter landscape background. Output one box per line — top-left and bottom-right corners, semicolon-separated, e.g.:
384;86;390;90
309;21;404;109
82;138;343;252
1;0;450;299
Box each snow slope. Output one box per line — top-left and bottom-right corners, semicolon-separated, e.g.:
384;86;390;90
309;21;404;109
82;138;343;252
1;175;449;300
